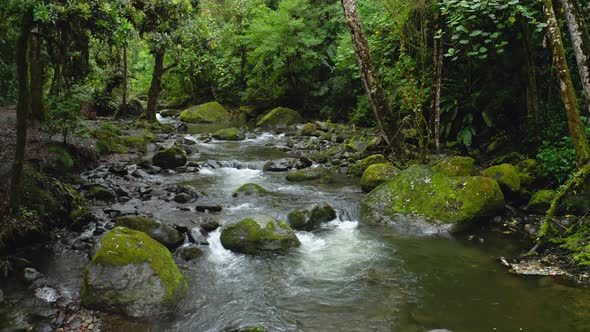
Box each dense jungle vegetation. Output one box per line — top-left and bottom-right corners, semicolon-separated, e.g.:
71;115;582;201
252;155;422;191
2;0;590;329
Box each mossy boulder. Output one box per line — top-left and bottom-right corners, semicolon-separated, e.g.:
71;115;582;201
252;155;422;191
432;156;475;177
309;152;329;164
481;163;520;193
160;109;181;118
361;154;387;171
152;146;187;169
179;102;229;123
301;123;317;136
176;244;203;261
85;185;116;202
360;163;400;193
528;190;556;214
232;183;269;197
360;166;505;231
220;216;301;254
115;216;184;249
256;107;303;128
287;209;310;231
81;227;188;318
213;128;246;141
308;204;337;227
46;145;75;176
286;167;331;182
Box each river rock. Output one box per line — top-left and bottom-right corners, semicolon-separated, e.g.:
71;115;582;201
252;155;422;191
201;218;220;232
196;205;223;213
85;185;116;202
256;107;303;128
360;166;505;232
481;163;520;193
152;146;187;169
109;165;128;176
174;193;192;203
213;128;246;141
232;183;268;197
300;122;317;136
24;267;43;282
360;163;400;193
179;102;229;123
287;209;310;231
360;154;386;170
220;215;301;254
82;227;188;318
176;244;203;261
286;167;331;182
263;158;297;172
528;189;556;214
432;156;475;176
115;216;184;248
308;204;337;227
189;227;209;245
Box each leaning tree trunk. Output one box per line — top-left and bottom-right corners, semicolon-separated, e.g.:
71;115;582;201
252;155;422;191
9;11;33;212
145;50;164;123
560;0;590;115
29;25;45;123
543;0;590;168
340;0;397;150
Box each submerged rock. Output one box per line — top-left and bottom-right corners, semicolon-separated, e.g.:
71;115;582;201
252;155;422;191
360;163;400;193
176;244;203;261
152;146;187;169
256;107;303;128
179;102;229;123
82;227;188;318
432;156;475;177
481;163;520;193
361;166;505;231
115;216;184;248
220;216;301;254
213;127;246;141
232;183;269;197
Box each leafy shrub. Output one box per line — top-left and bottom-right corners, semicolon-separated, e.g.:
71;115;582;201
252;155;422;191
46;86;91;144
537;135;577;185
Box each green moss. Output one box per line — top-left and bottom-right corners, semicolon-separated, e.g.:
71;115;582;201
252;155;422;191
84;227;187;304
481;163;521;192
180;102;229;123
287;209;309;230
152;146;187;169
233;183;268;197
220;216;300;254
85;185;116;201
308;204;337;227
256;107;303;128
160;109;181;117
115;216;160;231
213;127;246;141
47;145;75;175
301;123;317;136
432;156;475;176
286;167;331;182
347;163;364;177
528;190;556;214
361;154;386;170
360;163;399;193
361;166;505;229
309;152;329;164
121;136;149;153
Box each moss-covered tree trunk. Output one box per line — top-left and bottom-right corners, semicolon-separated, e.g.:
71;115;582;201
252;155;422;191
9;11;33;212
340;0;397;150
145;50;164;123
560;0;590;115
29;26;45;123
543;0;590;168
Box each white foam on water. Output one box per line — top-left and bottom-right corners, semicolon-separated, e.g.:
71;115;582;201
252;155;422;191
227;203;261;211
198;168;216;176
207;228;241;266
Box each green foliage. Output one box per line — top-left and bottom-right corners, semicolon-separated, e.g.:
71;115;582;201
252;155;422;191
537;135;578;186
46;86;91;144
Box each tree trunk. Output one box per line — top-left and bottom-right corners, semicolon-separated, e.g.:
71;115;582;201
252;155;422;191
560;0;590;115
522;21;541;141
122;44;128;107
9;11;33;212
543;0;590;168
432;22;444;152
145;50;164;123
340;0;397;150
29;26;45;123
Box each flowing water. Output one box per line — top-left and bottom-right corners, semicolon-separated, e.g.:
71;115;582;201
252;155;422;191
7;123;590;332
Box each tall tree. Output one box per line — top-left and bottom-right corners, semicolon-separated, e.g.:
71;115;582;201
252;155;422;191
542;0;590;168
340;0;397;150
560;0;590;114
9;8;33;212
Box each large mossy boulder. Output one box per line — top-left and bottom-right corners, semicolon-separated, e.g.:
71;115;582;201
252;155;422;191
287;204;337;231
81;227;188;318
85;184;116;202
115;216;184;248
220;216;301;254
232;183;268;197
300;123;317;136
152;146;187;169
432;156;475;177
360;163;400;193
179;102;229;123
256;107;303;128
361;154;387;171
481;163;520;193
286;167;331;182
213;127;246;141
528;189;556;214
360;166;505;231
